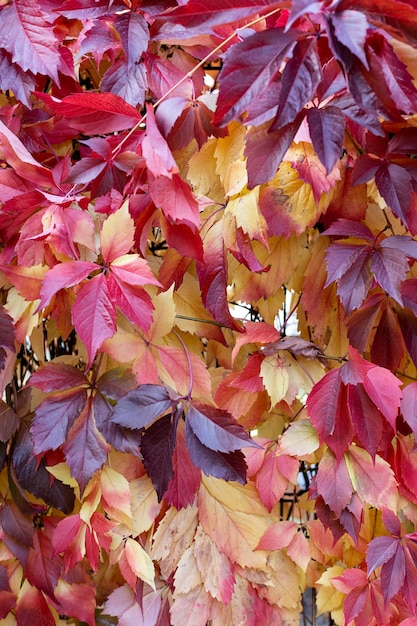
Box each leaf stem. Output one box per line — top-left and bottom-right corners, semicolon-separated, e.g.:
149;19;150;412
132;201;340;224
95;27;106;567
175;314;223;327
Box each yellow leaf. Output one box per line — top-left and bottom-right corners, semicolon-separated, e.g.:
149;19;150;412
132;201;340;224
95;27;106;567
187;137;224;201
316;565;345;615
223;159;247;196
124;537;155;589
174;273;224;343
198;475;271;569
100;200;133;262
100;467;132;521
261;550;302;610
129;475;161;535
47;463;79;489
214;122;245;188
171;583;212;626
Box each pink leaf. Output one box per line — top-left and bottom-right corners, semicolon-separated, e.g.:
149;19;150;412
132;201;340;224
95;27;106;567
149;174;200;229
38;261;96;309
142;105;178;178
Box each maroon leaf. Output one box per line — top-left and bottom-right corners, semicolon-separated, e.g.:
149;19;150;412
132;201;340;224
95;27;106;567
328;10;369;67
93;392;142;456
307;106;345;174
114;12;149;69
26;529;60;598
271;38;321;130
141;412;177;501
185;424;247;484
213;28;296;127
0;400;19;442
186;403;260;453
348;384;384;458
110;384;175;430
72;273;117;369
371;247;407;304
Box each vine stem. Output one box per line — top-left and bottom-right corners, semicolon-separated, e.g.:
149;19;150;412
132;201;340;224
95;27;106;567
111;6;283;157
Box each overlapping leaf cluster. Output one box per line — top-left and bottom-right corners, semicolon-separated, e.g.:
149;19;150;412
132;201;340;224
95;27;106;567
1;0;417;624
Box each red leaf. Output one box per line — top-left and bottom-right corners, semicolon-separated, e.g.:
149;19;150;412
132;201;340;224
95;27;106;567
72;273;117;369
149;174;201;229
213;28;296;127
63;397;109;493
16;584;56;626
0;306;15;371
164;419;201;509
29;362;87;393
0;48;35;107
186;402;260;453
307;105;345;174
307;368;354;460
315;449;353;516
37;92;142;134
110;384;174;430
0;0;61;81
348;384;384;458
196;219;242;331
38;261;96;310
328;10;369;67
142;105;179;178
115;12;149;69
0;120;54;188
271;38;321;130
26;529;60;598
101;59;148;108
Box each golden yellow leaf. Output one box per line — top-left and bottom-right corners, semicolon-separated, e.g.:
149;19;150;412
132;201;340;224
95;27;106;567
214;122;245;187
261;550;302;610
174;273;224;343
124;537;155;589
47;462;78;489
198;475;271;569
260;354;290;406
225;186;268;246
148;284;176;342
316;565;345;616
187;138;224;201
223;159;247;196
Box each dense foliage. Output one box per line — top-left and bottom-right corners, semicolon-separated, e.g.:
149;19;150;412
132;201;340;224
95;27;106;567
1;0;417;623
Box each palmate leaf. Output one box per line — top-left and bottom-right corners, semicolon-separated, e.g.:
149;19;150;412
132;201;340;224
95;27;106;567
186;427;248;484
110;384;176;430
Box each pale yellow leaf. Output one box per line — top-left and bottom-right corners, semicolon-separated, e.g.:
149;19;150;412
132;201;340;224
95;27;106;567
174;545;203;593
198;475;271;569
223;159;247;196
171;584;212;626
193;524;235;603
173;273;223;342
124;537;155;589
47;463;79;489
151;503;199;579
214;122;245;187
316;565;345;615
260;354;290;406
279;419;320;456
100;200;133;261
187;138;224;201
260;550;301;610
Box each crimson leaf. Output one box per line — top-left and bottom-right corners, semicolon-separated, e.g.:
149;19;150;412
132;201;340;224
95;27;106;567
307;105;345;174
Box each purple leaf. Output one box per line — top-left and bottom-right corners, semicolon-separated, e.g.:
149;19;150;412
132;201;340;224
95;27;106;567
324;218;373;239
329;10;369;68
375;162;412;224
245;113;305;188
272;38;321;130
94;393;142;456
325;243;367;286
371;247;407;304
337;249;372;313
110;384;174;430
307;105;345;173
213;28;296;127
141;413;177;500
114;12;149;69
30;388;88;454
0;401;19;443
380;235;417;259
12;424;75;514
186;403;260;453
185;424;247;484
63;397;109;494
101;59;147;108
